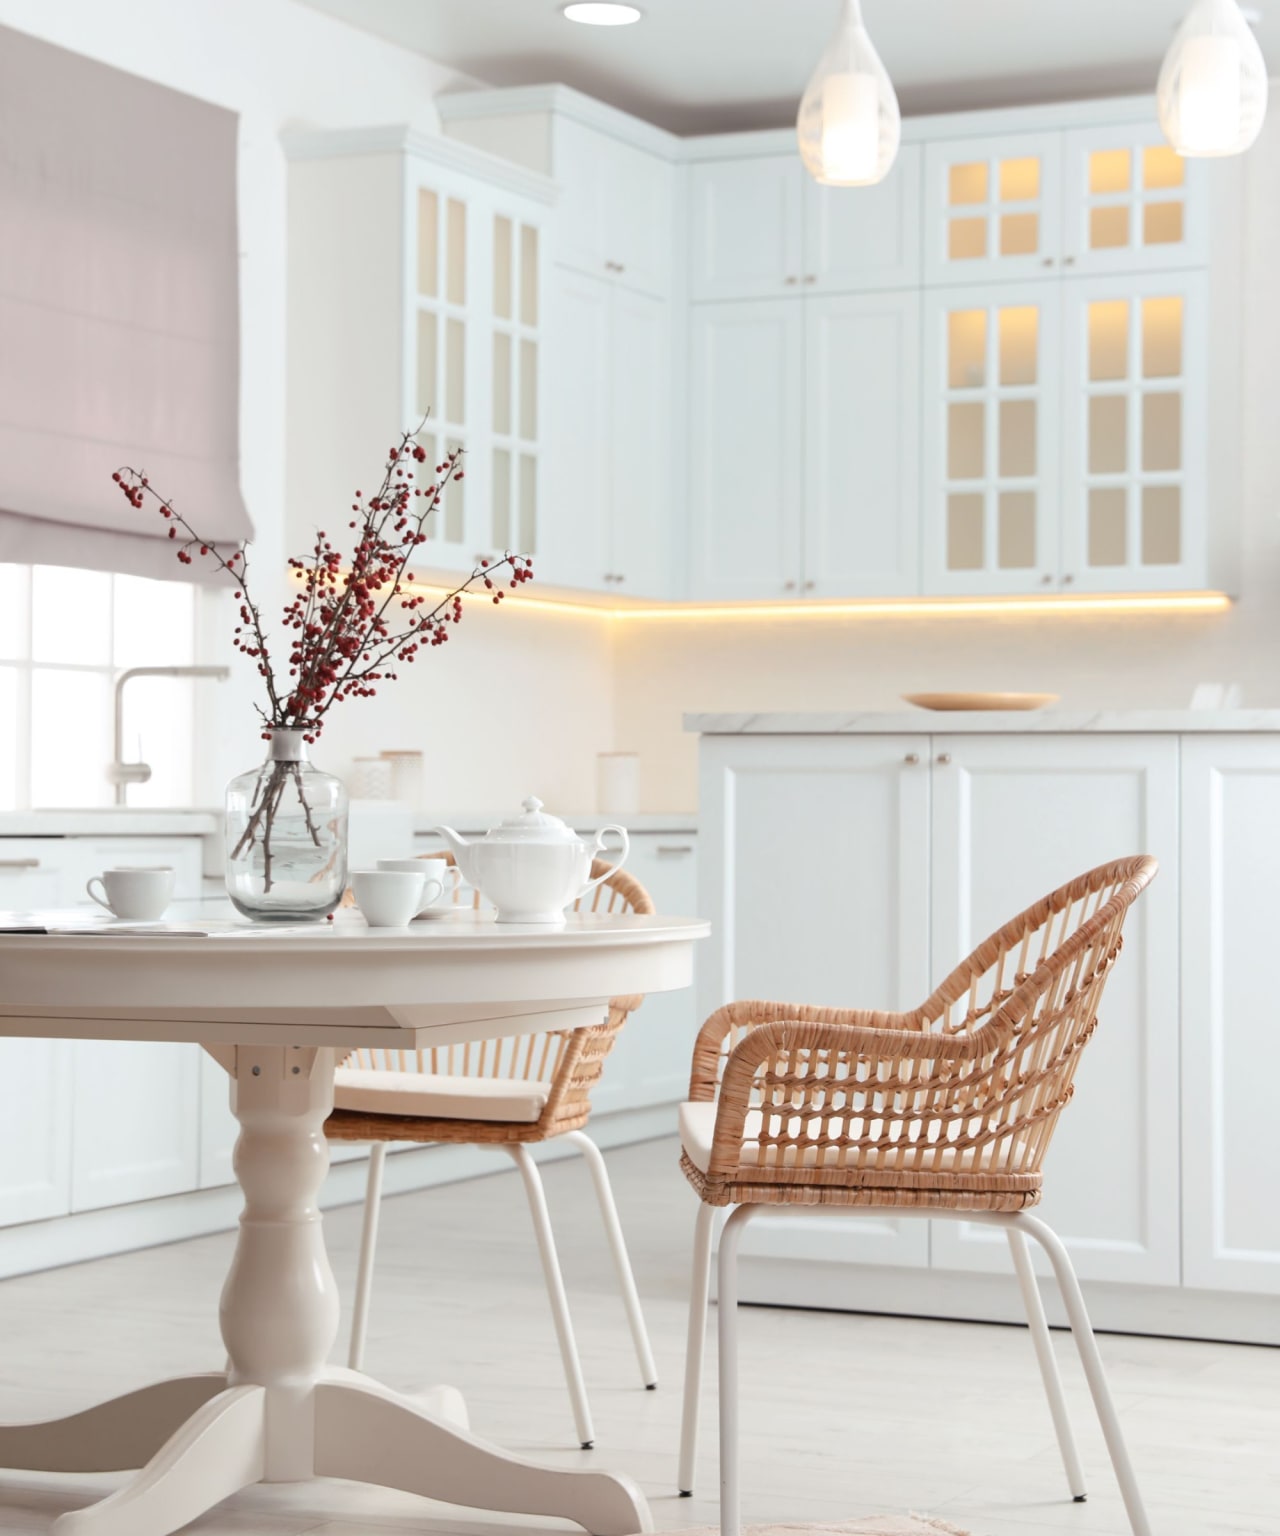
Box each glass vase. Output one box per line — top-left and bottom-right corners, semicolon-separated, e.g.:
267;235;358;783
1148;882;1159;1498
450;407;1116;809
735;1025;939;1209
225;728;348;921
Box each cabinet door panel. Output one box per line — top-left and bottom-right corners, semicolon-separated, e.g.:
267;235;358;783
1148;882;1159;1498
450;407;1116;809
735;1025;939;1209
804;144;921;292
922;282;1061;594
924;133;1062;286
688;301;803;599
71;1040;200;1211
592;834;698;1115
552;117;609;282
805;291;920;596
605;137;672;298
700;735;931;1270
1060;270;1207;592
689;158;804;302
930;735;1180;1285
610;288;673;597
1062;124;1208;276
0;1039;71;1226
1181;738;1280;1294
539;268;612;591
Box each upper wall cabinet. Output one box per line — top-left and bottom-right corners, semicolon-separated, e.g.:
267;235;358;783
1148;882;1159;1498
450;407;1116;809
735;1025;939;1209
925;123;1206;285
285;129;554;580
689;147;921;301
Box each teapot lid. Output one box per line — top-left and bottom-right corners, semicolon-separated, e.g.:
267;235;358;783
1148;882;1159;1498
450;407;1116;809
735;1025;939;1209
483;796;582;846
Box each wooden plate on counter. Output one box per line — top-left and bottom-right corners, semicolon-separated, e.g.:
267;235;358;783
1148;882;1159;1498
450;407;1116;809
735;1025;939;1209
903;691;1059;711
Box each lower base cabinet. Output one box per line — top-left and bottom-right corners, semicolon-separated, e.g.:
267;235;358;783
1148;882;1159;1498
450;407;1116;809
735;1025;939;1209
697;728;1280;1341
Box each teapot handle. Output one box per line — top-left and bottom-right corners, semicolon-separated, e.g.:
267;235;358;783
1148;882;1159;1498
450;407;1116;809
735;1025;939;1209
577;825;630;901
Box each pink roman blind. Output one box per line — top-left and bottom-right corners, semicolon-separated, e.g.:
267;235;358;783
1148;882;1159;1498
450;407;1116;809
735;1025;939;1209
0;24;251;582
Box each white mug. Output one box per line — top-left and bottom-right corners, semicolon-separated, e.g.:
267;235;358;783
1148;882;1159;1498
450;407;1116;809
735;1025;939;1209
86;866;175;922
377;858;460;916
352;869;427;928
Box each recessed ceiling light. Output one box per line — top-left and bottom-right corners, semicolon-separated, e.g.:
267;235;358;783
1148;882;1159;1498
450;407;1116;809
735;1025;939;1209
562;3;643;25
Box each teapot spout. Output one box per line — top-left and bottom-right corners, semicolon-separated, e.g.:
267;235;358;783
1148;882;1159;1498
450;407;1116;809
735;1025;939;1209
433;825;474;882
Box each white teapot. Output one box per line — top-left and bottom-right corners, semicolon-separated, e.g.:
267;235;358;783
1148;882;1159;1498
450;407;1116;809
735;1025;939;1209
434;798;630;925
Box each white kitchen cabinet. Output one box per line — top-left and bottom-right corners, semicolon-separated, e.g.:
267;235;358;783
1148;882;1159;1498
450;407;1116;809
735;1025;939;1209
1180;737;1280;1296
922;282;1062;594
688;301;804;600
688;149;920;302
593;833;699;1115
924;131;1063;286
285;128;554;583
688;156;804;302
540;270;673;597
1059;269;1207;592
0;1039;71;1226
929;734;1181;1286
699;735;932;1269
805;291;920;596
0;840;61;910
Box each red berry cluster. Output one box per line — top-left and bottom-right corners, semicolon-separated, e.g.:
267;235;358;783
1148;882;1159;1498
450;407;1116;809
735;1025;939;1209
111;426;533;741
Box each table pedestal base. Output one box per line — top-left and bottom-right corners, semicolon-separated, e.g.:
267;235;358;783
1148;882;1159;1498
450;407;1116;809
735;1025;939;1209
0;1369;649;1536
0;1044;651;1536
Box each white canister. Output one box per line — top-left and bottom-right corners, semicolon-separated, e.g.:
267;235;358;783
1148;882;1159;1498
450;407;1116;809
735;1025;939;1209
380;750;424;808
350;756;393;801
596;752;640;817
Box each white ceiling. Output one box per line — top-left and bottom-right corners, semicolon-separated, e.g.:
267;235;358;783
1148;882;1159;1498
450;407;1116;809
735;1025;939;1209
298;0;1277;136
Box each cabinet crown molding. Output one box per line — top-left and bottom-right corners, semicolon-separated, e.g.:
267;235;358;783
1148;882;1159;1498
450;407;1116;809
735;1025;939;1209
437;83;683;162
281;123;559;204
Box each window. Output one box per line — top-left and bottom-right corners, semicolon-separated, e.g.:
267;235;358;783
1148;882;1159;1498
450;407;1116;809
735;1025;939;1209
0;565;197;809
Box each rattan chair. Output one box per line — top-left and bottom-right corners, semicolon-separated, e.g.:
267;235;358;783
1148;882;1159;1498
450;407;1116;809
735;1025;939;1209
676;855;1158;1536
326;854;657;1449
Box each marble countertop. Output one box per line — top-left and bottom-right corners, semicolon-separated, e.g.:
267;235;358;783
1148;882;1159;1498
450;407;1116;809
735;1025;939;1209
684;709;1280;735
0;810;220;837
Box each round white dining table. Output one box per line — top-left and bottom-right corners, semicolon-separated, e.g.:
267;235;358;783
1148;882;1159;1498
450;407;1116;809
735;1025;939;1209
0;905;708;1536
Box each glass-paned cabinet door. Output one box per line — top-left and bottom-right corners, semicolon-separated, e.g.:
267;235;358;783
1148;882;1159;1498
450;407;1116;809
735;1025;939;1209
410;179;476;571
1062;125;1208;275
923;133;1062;286
1061;272;1207;591
922;284;1061;594
489;208;541;563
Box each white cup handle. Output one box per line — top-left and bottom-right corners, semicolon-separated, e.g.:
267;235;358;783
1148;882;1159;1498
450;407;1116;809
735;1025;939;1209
86;877;111;912
421;874;446;906
577;825;630;901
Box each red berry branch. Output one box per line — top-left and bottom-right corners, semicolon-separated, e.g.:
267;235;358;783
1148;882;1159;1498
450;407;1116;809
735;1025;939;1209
112;425;533;887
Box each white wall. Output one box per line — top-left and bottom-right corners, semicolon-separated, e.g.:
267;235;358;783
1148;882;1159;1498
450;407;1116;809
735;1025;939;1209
0;0;616;818
612;112;1280;811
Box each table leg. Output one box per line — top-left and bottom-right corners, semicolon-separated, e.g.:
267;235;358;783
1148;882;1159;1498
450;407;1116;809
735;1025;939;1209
1;1043;653;1536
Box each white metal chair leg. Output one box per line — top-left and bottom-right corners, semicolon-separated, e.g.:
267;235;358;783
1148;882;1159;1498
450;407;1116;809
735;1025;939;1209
565;1130;658;1390
677;1201;715;1495
717;1204;757;1536
347;1142;388;1372
509;1144;596;1449
1006;1227;1088;1502
1016;1213;1152;1536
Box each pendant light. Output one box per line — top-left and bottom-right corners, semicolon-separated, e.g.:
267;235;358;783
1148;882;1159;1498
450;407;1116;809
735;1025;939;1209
1158;0;1267;157
797;0;900;186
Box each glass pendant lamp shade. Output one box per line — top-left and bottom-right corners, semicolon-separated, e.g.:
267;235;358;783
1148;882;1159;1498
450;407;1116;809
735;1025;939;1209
797;0;900;186
1158;0;1268;157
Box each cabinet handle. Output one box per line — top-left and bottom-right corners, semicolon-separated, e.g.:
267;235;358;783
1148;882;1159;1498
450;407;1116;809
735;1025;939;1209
904;753;920;765
0;858;39;870
1041;573;1053;585
937;753;952;765
784;275;798;286
783;579;797;591
803;579;816;591
1062;573;1075;585
656;844;694;855
803;274;816;284
1041;256;1055;267
1064;255;1076;266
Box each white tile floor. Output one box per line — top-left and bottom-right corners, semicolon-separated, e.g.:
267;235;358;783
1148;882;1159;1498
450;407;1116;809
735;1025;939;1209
0;1137;1275;1535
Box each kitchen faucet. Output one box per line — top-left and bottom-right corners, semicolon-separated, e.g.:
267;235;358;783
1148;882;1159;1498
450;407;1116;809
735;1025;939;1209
109;666;231;805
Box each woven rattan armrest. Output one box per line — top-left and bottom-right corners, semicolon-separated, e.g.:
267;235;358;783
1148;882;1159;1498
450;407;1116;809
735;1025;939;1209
687;999;926;1100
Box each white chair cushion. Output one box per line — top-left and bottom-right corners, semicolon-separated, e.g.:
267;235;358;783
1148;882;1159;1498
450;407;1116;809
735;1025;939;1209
679;1101;1014;1174
334;1067;550;1124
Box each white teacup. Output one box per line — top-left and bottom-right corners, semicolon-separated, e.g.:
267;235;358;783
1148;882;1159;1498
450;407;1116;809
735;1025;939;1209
86;866;175;922
352;869;426;928
377;858;461;917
